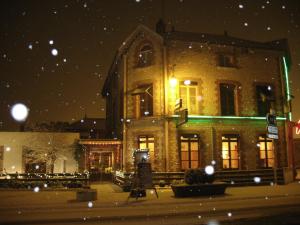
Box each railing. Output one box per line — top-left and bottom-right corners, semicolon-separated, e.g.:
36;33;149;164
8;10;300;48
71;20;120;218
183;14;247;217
0;172;90;189
112;168;287;189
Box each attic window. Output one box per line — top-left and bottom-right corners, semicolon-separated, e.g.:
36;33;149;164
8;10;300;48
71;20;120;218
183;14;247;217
137;44;153;67
218;54;236;67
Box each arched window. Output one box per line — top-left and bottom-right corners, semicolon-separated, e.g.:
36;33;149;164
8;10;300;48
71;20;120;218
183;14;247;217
137;44;153;67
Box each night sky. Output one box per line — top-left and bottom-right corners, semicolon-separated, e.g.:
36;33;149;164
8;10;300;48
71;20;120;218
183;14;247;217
1;0;300;134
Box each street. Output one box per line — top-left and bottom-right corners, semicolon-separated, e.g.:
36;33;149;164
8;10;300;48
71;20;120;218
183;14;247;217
1;182;300;225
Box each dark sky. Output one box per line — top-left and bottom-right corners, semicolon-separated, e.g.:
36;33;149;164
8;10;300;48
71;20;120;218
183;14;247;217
1;0;300;133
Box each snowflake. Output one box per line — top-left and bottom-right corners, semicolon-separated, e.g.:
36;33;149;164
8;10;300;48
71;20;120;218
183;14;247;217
88;201;93;208
244;22;248;27
227;212;232;217
51;49;58;56
28;44;33;50
238;4;244;9
49;40;54;45
33;187;40;192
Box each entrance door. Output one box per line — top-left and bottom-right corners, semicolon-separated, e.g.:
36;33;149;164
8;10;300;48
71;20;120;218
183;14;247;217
180;134;200;170
89;152;112;173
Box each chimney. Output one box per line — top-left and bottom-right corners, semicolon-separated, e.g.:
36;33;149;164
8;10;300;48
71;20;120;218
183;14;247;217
156;18;166;34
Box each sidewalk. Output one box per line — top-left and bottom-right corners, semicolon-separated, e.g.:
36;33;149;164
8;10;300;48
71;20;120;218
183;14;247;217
0;182;300;224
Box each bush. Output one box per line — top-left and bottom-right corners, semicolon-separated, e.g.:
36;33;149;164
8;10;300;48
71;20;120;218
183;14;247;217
159;180;166;187
184;168;214;185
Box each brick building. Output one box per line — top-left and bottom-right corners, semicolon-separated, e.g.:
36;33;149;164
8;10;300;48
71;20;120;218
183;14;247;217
102;21;293;174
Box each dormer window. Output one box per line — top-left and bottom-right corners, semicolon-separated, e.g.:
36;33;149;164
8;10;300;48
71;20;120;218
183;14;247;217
137;44;153;67
218;54;236;67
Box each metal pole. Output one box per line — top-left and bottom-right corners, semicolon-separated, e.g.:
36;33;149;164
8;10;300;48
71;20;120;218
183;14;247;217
273;139;277;184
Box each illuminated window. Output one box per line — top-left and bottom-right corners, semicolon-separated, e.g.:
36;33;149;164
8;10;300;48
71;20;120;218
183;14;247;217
180;81;198;114
220;83;236;116
258;135;274;168
138;136;155;164
222;135;239;169
180;134;199;170
256;85;275;116
138;44;153;67
218;54;235;67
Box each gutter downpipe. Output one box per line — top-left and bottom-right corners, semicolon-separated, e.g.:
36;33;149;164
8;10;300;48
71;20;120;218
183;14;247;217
123;54;127;171
163;45;169;172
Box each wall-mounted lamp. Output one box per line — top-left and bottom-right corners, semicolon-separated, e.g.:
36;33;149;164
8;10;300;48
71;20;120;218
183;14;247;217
184;80;191;85
169;77;178;87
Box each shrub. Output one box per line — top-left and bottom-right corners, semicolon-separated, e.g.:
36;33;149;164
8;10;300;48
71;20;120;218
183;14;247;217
184;168;214;185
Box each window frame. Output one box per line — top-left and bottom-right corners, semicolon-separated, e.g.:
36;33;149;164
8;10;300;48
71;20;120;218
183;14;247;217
221;134;240;170
179;81;198;115
257;135;274;168
218;54;236;67
136;84;153;117
255;84;275;117
137;43;153;67
179;134;200;170
220;83;237;116
138;135;155;164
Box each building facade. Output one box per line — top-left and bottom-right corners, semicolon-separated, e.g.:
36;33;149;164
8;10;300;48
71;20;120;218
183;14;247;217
102;22;292;173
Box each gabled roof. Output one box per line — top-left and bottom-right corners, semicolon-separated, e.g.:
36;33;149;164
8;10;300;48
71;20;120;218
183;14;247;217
102;25;163;97
102;24;290;97
164;30;289;52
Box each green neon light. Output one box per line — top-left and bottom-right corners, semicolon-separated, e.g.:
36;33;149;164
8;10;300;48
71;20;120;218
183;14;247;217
283;56;292;121
283;57;291;101
171;115;286;121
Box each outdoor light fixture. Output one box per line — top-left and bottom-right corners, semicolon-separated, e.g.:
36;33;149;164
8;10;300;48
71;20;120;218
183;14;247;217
184;80;191;85
169;77;178;87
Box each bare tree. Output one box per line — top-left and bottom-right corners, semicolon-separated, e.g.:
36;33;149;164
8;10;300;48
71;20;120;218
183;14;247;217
23;133;79;173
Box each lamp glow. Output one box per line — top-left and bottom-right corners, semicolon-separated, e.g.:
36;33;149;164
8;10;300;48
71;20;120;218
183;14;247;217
11;103;29;122
169;78;178;87
184;80;191;85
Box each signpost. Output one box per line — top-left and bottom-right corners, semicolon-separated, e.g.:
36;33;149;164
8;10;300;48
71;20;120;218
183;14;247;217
266;110;278;184
174;98;188;128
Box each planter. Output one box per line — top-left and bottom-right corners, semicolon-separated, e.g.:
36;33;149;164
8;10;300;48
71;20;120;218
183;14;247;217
171;182;227;198
76;189;97;201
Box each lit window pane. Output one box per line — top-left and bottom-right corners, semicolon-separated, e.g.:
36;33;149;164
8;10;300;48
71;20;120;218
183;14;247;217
181;161;189;170
260;142;265;150
231;160;239;168
139;143;147;149
181;152;189;161
222;142;229;150
148;143;154;152
181;143;188;151
230;142;238;151
222;150;229;159
191;151;198;161
230;150;238;159
191;161;198;168
267;142;273;150
223;160;229;169
260;151;266;159
190;142;198;151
